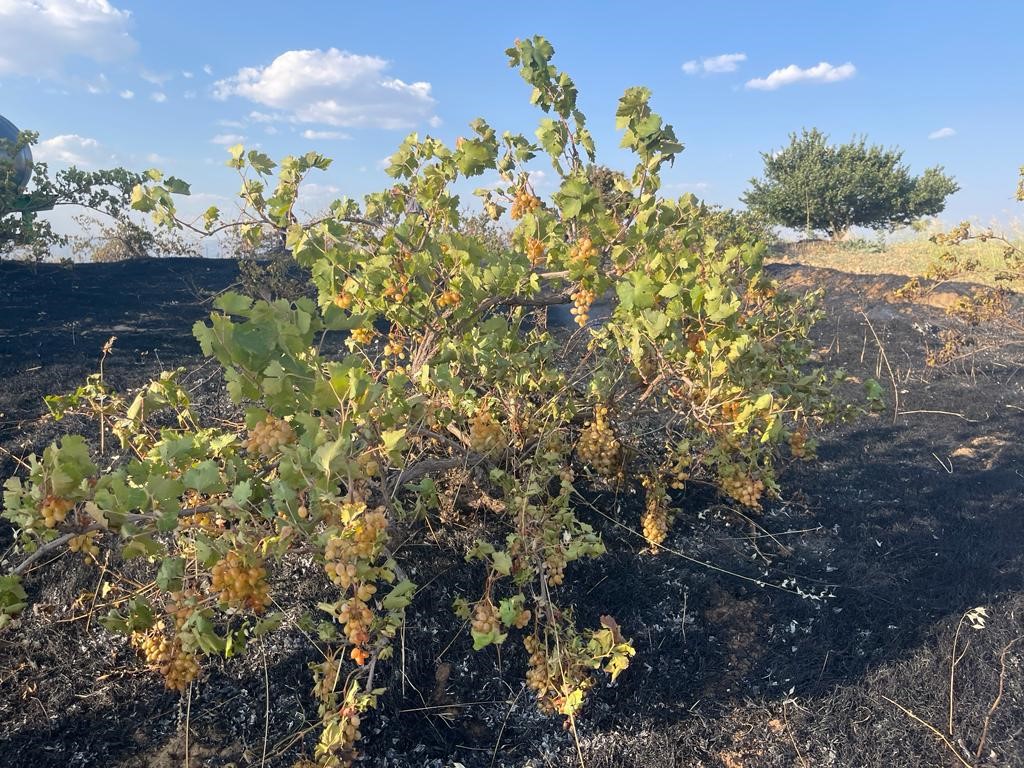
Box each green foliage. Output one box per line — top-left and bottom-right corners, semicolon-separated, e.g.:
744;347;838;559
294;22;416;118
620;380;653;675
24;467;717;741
0;130;145;260
743;128;959;240
2;37;861;766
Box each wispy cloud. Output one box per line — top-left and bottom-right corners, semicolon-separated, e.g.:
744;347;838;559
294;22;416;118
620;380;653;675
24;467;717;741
301;129;350;140
119;89;134;99
928;127;956;140
150;91;167;103
141;70;174;86
211;133;246;145
745;61;856;91
682;53;746;75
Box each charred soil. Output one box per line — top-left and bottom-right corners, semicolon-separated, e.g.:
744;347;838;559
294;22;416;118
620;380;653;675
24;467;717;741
1;258;1022;767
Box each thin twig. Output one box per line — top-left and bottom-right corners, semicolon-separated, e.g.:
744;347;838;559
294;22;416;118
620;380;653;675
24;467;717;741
880;695;975;768
860;311;899;423
975;637;1022;761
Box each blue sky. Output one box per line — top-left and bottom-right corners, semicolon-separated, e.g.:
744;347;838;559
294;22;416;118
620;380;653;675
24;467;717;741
2;1;1023;241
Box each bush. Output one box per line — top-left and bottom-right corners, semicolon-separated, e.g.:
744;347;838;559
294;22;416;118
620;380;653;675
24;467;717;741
743;128;959;240
2;37;862;765
71;213;201;263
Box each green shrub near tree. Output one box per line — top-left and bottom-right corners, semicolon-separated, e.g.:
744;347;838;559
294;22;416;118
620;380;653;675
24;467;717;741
743;128;959;240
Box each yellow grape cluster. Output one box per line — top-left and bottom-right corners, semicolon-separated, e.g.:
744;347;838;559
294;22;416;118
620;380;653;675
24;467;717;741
382;277;409;304
569;286;596;327
545;547;567;586
337;596;374;650
641;482;670;549
512;607;532;629
569;236;597;265
789;428;809;459
332;290;354;310
577;406;621;478
383;330;405;359
40;495;73;528
210;550;272;612
244;415;296;457
526;237;545;267
524;635;556;714
668;450;691;490
132;624;199;692
469;408;504;455
471;601;500;636
349;327;375;345
68;530;100;560
719;470;765;509
437;289;462;308
509;188;540;220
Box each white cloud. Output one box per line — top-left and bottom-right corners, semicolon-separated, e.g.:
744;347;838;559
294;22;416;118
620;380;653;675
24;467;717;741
203;64;213;76
746;61;856;90
928;127;956;140
264;126;279;135
150;91;167;103
682;53;746;75
248;110;284;123
211;133;245;145
213;48;438;129
301;129;350;140
217;118;245;128
34;134;111;166
141;69;173;86
0;0;136;77
183;90;196;100
119;88;134;99
182;70;194;79
145;152;168;164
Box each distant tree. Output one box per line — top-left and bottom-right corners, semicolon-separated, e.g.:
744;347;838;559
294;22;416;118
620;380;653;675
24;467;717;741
742;128;959;240
1;129;143;259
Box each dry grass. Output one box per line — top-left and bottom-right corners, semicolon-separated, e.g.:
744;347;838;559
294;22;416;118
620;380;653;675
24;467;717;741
768;234;1024;289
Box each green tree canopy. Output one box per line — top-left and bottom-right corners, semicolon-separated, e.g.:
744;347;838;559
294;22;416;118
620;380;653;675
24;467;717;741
1;129;144;259
742;128;959;239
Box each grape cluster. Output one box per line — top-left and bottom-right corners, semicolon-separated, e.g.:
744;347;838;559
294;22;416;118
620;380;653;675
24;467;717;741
383;330;405;360
569;236;597;265
382;277;409;304
545;548;567;586
471;601;500;636
132;624;199;692
524;635;555;713
576;406;621;478
510;189;540;220
333;290;354;310
469;408;503;455
349;326;375;345
569;287;596;327
526;237;545;267
244;415;296;458
719;470;765;509
68;531;100;560
641;483;670;549
40;495;73;529
789;428;808;459
337;597;373;647
210;550;272;612
437;289;462;308
512;608;532;629
668;450;691;490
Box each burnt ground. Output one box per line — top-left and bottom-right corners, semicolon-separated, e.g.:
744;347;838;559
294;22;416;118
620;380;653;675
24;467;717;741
1;257;1022;768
